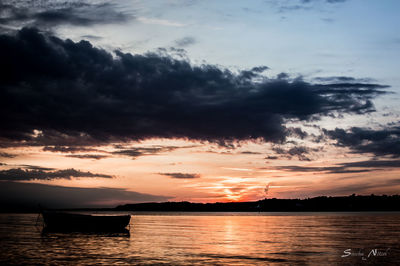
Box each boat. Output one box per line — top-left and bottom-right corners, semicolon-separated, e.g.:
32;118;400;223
41;211;131;233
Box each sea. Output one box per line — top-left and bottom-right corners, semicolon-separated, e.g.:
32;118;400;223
0;212;399;265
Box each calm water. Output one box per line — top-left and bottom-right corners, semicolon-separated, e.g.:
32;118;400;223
0;212;399;265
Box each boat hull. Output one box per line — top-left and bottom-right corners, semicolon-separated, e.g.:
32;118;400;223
42;212;130;232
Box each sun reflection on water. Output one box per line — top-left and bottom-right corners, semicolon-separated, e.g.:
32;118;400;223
0;213;399;265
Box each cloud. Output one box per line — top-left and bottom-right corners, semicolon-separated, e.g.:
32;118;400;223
112;146;182;159
43;146;101;153
41;144;196;160
324;126;400;157
238;66;269;80
43;146;109;159
81;35;103;41
159;173;200;179
287;127;309;139
273;165;371;174
239;151;262;155
65;154;109;160
272;145;320;161
0;152;16;158
271;159;400;174
342;160;400;168
266;0;348;14
0;1;132;30
0;181;171;208
0;28;388;147
175;36;196;47
313;76;373;83
286;146;313;161
20;165;55;171
0;167;113;181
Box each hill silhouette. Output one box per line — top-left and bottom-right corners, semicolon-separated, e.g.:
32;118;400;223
2;194;400;213
115;194;400;212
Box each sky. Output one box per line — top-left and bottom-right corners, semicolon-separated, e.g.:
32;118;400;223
1;0;400;208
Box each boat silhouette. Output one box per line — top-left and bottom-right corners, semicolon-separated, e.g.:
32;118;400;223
41;211;131;233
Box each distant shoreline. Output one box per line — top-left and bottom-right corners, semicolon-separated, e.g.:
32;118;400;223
2;194;400;213
114;194;400;212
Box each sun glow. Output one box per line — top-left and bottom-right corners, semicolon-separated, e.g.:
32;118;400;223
224;189;242;201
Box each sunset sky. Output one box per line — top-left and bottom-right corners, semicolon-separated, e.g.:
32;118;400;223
1;0;400;208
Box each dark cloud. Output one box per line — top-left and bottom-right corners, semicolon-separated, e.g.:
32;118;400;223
160;173;200;179
324;126;400;157
0;151;16;158
251;66;269;73
0;167;113;181
240;151;262;155
273;165;371;174
0;130;101;148
286;146;313;161
0;1;132;30
20;165;55;171
287;127;309;139
239;66;270;80
43;146;101;153
113;148;155;158
313;76;373;83
277;72;289;80
271;159;400;174
342;160;400;168
65;154;109;160
43;145;109;160
175;36;196;47
112;146;181;159
42;144;195;160
0;181;170;208
272;145;319;161
0;28;388;147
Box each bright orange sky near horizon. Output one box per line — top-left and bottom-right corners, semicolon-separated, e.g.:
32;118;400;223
2;136;400;207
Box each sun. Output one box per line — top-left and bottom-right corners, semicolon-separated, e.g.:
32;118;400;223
224;189;242;202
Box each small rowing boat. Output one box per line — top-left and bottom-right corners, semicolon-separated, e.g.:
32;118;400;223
41;211;131;232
